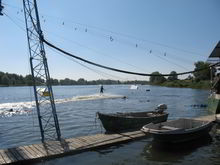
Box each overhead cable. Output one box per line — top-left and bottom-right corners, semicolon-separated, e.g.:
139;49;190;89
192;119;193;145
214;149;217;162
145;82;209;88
43;38;218;77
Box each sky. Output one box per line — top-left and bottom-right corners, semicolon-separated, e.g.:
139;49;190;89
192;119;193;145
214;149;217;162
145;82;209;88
0;0;220;81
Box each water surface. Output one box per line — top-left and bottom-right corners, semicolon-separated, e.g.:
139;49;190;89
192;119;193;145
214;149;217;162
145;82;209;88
0;85;219;165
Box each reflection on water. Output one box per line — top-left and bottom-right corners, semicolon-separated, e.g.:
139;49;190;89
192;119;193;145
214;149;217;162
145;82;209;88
142;135;213;163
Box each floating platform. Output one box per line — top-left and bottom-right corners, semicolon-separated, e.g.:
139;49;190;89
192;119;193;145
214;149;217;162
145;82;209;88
0;114;219;165
0;131;145;164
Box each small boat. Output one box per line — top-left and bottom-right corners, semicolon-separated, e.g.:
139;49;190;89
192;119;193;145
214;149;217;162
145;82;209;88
141;118;214;143
97;104;169;132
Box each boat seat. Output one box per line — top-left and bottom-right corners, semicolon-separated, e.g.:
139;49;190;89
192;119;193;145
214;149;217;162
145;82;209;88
161;125;180;130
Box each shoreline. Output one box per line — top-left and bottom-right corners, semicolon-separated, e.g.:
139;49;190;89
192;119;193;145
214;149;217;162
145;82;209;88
0;81;210;90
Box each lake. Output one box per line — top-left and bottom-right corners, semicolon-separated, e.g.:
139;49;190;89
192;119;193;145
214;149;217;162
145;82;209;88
0;85;219;165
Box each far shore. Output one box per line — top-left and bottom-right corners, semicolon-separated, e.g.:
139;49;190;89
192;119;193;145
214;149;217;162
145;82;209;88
0;80;211;90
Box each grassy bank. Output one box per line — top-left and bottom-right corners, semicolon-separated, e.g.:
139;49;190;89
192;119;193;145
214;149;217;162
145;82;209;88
150;80;211;90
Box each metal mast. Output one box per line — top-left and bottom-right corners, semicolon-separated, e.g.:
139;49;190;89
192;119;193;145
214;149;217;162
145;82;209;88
23;0;61;142
0;0;4;16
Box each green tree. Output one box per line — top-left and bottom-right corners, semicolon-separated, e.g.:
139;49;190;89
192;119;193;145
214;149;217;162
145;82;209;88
77;78;86;85
10;77;16;85
50;78;59;85
24;75;33;86
193;61;210;82
1;75;10;86
150;71;166;84
168;71;178;81
0;71;3;84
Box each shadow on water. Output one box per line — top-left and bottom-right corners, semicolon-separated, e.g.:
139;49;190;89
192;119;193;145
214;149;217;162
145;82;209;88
142;134;213;163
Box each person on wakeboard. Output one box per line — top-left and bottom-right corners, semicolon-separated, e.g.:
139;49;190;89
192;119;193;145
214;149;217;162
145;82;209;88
100;85;104;94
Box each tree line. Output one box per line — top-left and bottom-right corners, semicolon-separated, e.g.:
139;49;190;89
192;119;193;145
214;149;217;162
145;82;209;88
149;61;211;85
0;61;211;87
0;71;149;86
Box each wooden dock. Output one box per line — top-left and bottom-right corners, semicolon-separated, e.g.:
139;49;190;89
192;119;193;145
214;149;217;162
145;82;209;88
0;114;219;165
0;130;146;164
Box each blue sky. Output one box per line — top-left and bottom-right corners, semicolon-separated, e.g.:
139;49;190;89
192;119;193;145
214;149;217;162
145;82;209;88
0;0;220;81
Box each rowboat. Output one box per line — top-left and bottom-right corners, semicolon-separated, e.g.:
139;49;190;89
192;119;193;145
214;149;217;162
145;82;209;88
141;118;214;143
97;104;169;132
97;111;168;132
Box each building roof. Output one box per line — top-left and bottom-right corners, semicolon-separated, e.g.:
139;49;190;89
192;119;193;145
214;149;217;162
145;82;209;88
209;41;220;58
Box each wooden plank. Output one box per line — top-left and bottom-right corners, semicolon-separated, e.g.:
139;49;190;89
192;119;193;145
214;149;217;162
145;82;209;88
78;136;94;145
68;139;84;149
66;140;80;148
48;141;70;152
129;133;146;139
121;130;144;137
8;148;24;161
73;139;89;149
36;144;56;156
100;135;130;145
43;142;64;154
121;132;146;140
18;146;35;159
58;141;74;151
84;134;121;146
86;134;107;141
22;146;40;159
125;131;145;137
32;144;49;156
91;132;142;147
66;137;86;144
0;150;13;164
0;151;6;164
67;142;80;150
28;145;46;157
90;134;107;141
16;147;31;160
70;138;89;147
74;134;124;149
89;134;120;144
84;135;99;143
25;145;42;158
4;149;17;163
76;137;91;145
91;134;120;143
37;143;58;155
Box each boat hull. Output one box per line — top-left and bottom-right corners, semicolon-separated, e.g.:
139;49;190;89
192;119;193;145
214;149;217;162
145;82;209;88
142;119;214;144
152;123;214;143
97;111;168;132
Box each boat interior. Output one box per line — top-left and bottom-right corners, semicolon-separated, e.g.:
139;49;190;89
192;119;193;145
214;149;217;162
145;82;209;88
144;118;209;130
114;111;165;117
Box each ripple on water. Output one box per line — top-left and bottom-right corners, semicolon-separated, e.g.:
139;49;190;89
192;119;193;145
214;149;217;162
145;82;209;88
1;85;219;165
